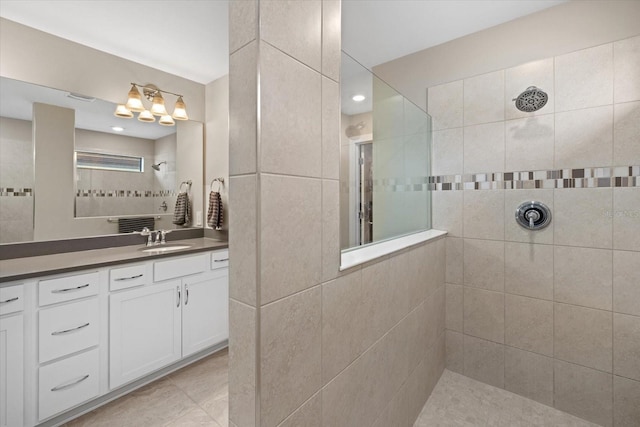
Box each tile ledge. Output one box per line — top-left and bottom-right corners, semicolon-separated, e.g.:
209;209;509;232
340;229;447;270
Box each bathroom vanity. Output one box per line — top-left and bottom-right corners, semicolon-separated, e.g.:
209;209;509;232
0;239;228;427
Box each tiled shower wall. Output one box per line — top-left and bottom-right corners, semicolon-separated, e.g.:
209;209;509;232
430;36;640;427
228;1;445;426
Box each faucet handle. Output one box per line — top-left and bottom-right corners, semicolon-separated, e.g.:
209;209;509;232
140;227;151;236
160;229;171;244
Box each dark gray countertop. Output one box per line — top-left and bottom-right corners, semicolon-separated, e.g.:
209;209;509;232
0;238;228;284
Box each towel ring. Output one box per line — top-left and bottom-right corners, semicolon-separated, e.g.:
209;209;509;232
210;177;224;192
179;180;192;192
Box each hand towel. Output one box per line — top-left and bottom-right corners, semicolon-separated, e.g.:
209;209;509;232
172;192;191;225
207;191;223;230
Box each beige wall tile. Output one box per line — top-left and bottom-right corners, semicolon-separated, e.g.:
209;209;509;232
425;286;446;351
504;189;554;245
260;287;322;427
229;300;256;427
406;359;430;424
463;239;505;292
555;106;613;169
260;175;321;304
613;188;640;252
554;359;613;427
260;0;321;71
321;179;340;282
372;386;408;427
554;188;613;249
614;375;640;427
432;128;463;176
613;250;640;316
369;255;409;345
554;246;613;310
229;176;257;306
321;270;366;384
260;43;321;177
446;330;464;374
405;303;428;378
505;58;555;120
504;346;554;406
613;35;640;103
464;70;505;126
505;115;554;171
613;101;640;165
555;43;613;112
463;335;505;388
445;237;463;285
446;284;463;332
427;80;463;131
613;313;640;382
504;242;554;301
321;0;341;81
321;77;340;180
432;191;463;236
464;287;505;344
463;190;505;240
229;42;257;176
463;122;505;174
278;392;321;427
229;0;256;54
554;303;613;373
505;294;553;356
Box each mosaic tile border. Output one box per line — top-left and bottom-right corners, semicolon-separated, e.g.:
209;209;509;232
0;188;33;197
75;189;177;198
430;166;640;191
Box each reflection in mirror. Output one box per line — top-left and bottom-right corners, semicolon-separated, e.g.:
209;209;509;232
0;76;203;244
340;52;432;251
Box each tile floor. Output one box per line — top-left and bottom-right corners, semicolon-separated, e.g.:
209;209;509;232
64;351;597;427
64;348;229;427
415;370;598;427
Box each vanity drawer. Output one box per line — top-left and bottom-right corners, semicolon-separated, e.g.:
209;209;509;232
39;348;99;421
39;298;99;363
154;253;208;282
39;271;99;306
211;249;229;270
110;264;147;291
0;284;24;315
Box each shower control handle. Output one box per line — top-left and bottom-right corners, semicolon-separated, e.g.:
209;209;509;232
516;201;551;231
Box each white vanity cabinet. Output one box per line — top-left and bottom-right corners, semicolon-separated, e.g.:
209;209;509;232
0;284;24;427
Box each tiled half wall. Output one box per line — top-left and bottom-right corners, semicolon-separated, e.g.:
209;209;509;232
430;35;640;427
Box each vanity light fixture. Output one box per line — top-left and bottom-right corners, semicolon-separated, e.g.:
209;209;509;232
115;83;189;126
352;94;366;102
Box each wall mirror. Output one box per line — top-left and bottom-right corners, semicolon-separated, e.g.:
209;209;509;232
340;52;432;254
0;76;203;244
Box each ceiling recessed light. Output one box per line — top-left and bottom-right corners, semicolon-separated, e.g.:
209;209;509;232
352;94;366;102
111;126;124;132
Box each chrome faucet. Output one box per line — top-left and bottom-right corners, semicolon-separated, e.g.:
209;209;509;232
160;229;171;244
140;227;155;247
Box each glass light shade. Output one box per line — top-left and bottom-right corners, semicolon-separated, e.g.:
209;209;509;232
150;93;168;116
125;84;145;112
138;110;155;122
114;104;133;118
171;96;189;121
159;115;175;126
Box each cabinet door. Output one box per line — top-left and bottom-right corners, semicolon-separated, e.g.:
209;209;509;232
109;281;182;389
0;314;23;427
182;269;228;357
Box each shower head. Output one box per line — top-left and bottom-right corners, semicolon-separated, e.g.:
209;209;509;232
513;86;548;112
151;161;166;171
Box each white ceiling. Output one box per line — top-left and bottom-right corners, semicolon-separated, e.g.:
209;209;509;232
0;0;566;86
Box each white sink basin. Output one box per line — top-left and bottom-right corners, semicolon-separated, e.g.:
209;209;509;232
139;244;193;253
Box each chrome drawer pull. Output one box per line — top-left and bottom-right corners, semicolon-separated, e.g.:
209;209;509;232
114;273;144;282
52;283;90;293
51;374;89;392
185;285;189;306
51;322;90;335
214;258;229;262
0;296;19;304
177;286;181;308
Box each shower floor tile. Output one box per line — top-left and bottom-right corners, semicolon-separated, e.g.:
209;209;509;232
415;370;598;427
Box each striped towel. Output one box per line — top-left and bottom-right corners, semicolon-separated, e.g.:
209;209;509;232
207;191;223;230
172;192;191;225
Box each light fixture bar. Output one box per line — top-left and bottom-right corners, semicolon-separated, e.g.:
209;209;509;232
130;83;184;99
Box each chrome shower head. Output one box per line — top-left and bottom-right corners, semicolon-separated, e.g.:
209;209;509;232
151;161;166;171
513;86;548;112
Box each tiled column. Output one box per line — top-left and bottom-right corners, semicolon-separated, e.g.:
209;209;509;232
228;1;341;426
